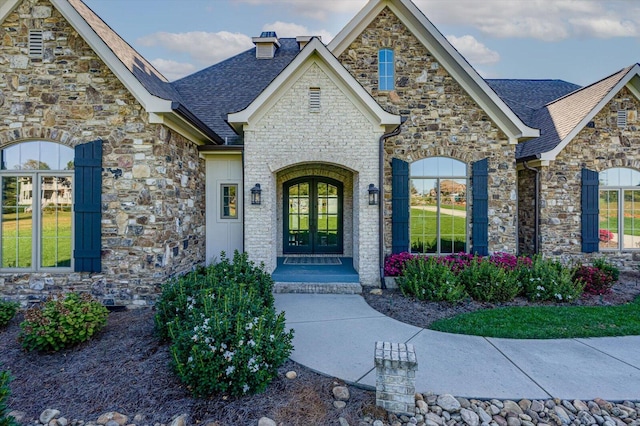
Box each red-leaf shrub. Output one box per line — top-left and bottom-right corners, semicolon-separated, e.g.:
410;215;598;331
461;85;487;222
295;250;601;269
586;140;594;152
599;229;614;242
573;265;615;295
384;252;415;276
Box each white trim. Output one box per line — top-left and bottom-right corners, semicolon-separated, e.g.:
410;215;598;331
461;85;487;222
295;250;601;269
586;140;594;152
328;0;539;140
228;38;400;132
543;64;640;161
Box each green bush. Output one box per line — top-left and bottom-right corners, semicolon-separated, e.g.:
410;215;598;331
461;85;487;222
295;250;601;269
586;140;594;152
592;257;620;282
397;257;467;302
458;257;521;302
0;368;17;426
19;293;109;352
0;301;18;328
157;251;294;397
519;256;583;302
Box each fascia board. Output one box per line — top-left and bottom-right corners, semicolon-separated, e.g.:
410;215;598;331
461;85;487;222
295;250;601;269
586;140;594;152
544;65;639;161
329;0;539;140
51;0;173;114
228;38;400;129
0;0;19;24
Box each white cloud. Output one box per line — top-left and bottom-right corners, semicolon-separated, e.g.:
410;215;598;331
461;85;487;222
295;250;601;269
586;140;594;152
235;0;365;20
137;31;254;66
150;59;198;81
416;0;640;41
446;35;500;65
262;21;333;42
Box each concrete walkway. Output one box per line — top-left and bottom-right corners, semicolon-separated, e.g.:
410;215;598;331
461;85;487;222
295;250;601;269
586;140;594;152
275;293;640;401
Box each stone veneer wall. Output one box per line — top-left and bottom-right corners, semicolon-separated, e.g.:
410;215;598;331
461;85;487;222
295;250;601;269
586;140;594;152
539;86;640;266
243;62;382;285
337;7;518;255
518;167;537;255
276;164;354;258
0;0;206;305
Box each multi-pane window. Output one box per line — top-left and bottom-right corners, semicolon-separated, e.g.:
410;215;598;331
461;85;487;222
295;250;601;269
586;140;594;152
410;157;468;254
0;141;74;270
221;184;238;219
378;49;394;91
599;168;640;250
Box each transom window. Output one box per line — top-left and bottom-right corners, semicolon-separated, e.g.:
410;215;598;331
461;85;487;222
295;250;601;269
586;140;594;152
0;141;74;270
410;157;468;254
599;167;640;251
378;49;394;91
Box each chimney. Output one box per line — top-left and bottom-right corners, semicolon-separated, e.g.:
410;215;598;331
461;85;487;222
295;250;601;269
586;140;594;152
252;31;280;59
296;36;322;50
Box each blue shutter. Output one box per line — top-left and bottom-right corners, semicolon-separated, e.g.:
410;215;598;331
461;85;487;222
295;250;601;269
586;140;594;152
581;168;599;253
472;158;489;256
74;139;102;272
392;158;409;254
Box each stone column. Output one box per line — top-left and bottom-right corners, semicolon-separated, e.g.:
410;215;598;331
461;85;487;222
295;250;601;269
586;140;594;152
375;341;418;415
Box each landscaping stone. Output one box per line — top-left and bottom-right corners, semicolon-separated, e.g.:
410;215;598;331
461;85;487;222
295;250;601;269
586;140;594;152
461;408;480;426
333;385;350;401
286;371;297;379
40;410;61;424
438;394;462;413
258;417;276;426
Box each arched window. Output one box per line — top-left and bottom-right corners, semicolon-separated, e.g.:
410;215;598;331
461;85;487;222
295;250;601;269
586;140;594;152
410;157;468;254
599;167;640;251
378;49;394;91
0;141;74;270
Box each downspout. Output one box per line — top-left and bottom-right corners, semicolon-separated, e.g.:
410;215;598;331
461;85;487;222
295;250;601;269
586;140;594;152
379;117;406;289
522;161;539;254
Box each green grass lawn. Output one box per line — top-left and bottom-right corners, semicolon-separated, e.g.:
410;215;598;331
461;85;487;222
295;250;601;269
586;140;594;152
429;296;640;339
410;208;466;252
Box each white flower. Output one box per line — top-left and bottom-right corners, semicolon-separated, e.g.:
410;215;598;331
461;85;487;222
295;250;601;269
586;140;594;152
536;285;545;291
247;339;256;347
243;384;250;393
225;365;235;376
191;334;198;342
187;356;194;363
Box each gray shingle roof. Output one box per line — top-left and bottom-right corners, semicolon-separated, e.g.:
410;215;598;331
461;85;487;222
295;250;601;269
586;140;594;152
171;38;301;144
515;66;633;159
485;79;581;126
69;0;184;103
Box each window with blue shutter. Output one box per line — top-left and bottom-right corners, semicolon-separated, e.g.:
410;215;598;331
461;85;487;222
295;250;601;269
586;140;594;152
391;158;409;254
74;139;103;272
472;158;488;256
581;168;599;253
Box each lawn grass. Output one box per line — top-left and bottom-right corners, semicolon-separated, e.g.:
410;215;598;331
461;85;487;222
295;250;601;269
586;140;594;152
429;295;640;339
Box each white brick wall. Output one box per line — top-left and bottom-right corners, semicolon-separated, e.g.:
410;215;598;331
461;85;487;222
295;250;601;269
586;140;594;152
244;62;384;286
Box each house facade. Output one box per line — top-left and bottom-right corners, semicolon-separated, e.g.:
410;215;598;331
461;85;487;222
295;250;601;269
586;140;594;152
0;0;638;306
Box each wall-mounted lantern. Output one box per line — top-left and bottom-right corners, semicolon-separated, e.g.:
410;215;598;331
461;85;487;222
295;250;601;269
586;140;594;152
368;183;379;205
250;183;262;205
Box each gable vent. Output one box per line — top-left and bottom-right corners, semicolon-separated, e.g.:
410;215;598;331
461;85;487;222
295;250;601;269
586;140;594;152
309;88;321;112
617;110;627;128
29;30;43;58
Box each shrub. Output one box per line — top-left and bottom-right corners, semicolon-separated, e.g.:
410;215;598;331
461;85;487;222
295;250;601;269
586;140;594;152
0;301;18;328
519;256;583;302
397;257;467;302
19;293;109;352
439;252;476;274
383;252;414;277
458;257;521;302
574;265;615;295
599;229;614;242
0;367;17;426
489;252;532;271
592;257;620;282
157;251;294;397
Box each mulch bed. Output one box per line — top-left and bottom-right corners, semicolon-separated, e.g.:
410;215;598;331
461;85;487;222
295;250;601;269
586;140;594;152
2;272;639;424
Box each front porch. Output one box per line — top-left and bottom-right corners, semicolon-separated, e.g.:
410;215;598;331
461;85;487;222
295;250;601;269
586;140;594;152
271;256;361;294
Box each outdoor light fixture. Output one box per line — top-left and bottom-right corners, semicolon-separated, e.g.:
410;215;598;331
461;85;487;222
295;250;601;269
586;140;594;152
368;183;379;205
250;183;262;205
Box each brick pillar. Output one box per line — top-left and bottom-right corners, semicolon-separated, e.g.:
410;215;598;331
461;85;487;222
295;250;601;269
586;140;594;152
375;341;418;415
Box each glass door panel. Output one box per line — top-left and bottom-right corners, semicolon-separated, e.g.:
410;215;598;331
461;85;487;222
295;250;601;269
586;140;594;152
1;176;33;268
287;182;311;252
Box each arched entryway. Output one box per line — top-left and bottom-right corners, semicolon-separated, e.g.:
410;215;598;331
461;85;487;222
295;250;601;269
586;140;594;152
283;177;343;254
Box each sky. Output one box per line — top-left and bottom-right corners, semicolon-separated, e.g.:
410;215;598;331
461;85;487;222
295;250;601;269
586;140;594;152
82;0;640;86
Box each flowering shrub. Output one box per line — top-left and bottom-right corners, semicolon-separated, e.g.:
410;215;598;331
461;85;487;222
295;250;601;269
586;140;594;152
439;252;476;274
397;257;467;302
156;251;293;397
489;252;532;271
592;257;620;282
519;256;583;302
383;252;415;276
0;301;18;328
599;229;614;242
573;266;615;296
458;257;521;302
19;293;109;352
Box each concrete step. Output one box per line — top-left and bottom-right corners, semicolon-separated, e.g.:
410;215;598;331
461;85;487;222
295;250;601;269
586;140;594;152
273;282;362;294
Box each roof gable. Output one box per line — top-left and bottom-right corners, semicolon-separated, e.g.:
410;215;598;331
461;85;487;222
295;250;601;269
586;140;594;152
228;38;400;133
517;64;640;161
328;0;539;141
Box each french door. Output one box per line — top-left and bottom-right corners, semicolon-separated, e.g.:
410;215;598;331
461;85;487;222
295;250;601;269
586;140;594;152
284;177;343;254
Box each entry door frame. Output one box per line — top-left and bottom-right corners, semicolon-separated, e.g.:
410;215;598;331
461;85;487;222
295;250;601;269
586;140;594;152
283;176;344;254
